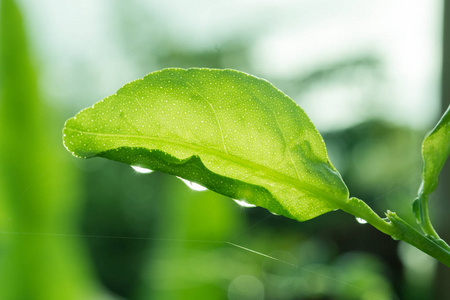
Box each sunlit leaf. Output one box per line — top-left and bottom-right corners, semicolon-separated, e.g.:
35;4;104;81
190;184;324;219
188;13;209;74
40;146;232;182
63;68;349;221
419;105;450;198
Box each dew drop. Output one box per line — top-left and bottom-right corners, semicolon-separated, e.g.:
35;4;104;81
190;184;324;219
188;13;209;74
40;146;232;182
131;165;153;174
177;177;208;191
233;199;256;208
356;217;367;224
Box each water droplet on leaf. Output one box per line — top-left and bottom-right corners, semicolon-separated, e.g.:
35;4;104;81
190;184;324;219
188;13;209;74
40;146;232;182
233;199;256;208
177;177;208;191
356;217;367;224
131;166;153;174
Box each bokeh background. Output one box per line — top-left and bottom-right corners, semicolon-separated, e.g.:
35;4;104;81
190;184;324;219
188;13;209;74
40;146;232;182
1;0;449;299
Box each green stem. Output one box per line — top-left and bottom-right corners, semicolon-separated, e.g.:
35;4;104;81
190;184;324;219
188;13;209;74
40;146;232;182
418;195;439;237
340;197;450;268
415;195;445;240
386;211;450;267
340;198;394;236
413;195;450;251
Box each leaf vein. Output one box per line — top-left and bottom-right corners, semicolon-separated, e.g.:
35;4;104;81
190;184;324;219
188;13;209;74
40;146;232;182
162;74;229;154
244;85;302;182
65;127;332;200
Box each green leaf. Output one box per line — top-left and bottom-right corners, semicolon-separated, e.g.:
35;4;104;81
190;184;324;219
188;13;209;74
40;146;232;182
420;105;450;197
63;68;349;222
413;105;450;239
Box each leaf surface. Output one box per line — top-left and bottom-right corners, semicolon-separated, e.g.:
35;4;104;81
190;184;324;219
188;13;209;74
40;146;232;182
63;68;349;221
420;105;450;197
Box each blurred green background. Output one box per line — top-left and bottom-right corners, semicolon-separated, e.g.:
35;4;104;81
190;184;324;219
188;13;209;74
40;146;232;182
1;0;449;299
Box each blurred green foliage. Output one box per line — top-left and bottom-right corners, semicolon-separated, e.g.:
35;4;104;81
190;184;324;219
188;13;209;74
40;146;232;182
0;0;446;299
0;0;110;299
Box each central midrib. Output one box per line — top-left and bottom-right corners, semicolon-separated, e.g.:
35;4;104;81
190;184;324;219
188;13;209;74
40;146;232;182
65;127;343;203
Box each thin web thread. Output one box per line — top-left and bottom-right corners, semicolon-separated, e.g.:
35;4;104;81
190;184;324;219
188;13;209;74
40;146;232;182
365;177;419;206
0;174;413;300
0;229;397;300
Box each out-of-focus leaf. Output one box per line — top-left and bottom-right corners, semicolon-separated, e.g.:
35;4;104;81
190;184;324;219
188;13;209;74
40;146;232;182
63;68;349;222
0;0;109;299
137;178;243;300
419;105;450;197
413;105;450;240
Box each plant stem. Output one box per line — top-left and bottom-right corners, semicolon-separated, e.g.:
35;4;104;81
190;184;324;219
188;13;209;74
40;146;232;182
340;197;394;236
340;197;450;268
415;195;449;249
386;211;450;268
